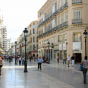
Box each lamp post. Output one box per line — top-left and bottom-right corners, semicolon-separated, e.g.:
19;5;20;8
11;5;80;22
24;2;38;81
51;43;54;60
83;29;88;57
66;42;68;57
23;28;28;72
15;41;17;65
47;41;50;64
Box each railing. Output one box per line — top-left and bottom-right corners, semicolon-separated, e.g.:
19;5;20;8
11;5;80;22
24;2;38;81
38;3;68;27
38;21;68;38
45;24;52;33
72;19;82;24
72;0;82;4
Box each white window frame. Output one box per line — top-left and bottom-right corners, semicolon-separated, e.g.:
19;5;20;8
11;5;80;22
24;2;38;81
73;8;82;19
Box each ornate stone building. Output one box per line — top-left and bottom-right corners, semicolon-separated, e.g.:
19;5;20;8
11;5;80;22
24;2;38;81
37;0;88;63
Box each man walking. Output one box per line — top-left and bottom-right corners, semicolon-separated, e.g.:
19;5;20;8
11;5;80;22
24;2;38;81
37;56;43;70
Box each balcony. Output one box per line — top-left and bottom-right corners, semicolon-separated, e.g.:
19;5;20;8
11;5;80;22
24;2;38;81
38;21;68;38
38;3;68;28
72;0;82;4
72;19;82;24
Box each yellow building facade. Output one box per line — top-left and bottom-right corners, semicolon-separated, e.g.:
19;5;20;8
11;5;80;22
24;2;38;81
38;0;88;63
27;21;38;57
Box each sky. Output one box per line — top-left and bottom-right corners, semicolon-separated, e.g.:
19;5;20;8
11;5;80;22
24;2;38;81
0;0;47;42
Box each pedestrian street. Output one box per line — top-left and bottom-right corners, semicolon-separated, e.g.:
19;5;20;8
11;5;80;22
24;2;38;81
0;61;88;88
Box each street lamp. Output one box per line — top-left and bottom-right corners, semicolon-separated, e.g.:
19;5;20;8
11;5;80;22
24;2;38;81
23;28;28;72
83;29;88;57
15;41;17;65
51;43;54;60
47;41;50;64
66;42;68;57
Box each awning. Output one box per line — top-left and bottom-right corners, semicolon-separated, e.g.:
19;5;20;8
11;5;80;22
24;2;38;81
0;48;6;55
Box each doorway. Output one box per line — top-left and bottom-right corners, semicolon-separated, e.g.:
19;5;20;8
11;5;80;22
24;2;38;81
74;53;82;63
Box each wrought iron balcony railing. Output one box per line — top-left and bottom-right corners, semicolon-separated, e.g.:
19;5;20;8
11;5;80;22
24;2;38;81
38;21;68;38
38;3;68;27
72;19;82;24
72;0;82;4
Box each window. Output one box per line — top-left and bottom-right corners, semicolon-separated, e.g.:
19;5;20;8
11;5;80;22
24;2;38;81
62;14;64;23
33;44;35;50
58;35;63;42
60;14;64;24
33;29;35;34
59;0;67;8
52;19;56;28
43;14;45;21
52;3;56;13
33;36;35;42
73;32;81;42
73;8;82;19
65;11;68;22
58;16;60;25
43;26;45;33
72;0;82;3
63;34;67;42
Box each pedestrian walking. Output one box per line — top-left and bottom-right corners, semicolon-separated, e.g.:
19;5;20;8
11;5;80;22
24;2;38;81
71;55;75;67
67;55;70;67
0;57;3;75
22;57;24;65
82;56;88;84
37;56;43;70
57;55;59;64
63;56;66;64
30;56;32;62
19;57;22;65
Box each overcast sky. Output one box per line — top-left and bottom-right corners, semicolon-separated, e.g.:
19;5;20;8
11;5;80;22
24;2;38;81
0;0;47;42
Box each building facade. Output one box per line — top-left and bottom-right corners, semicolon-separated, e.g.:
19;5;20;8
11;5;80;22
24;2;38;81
27;21;38;57
7;39;11;51
16;33;25;57
0;25;7;52
37;0;88;63
14;21;38;58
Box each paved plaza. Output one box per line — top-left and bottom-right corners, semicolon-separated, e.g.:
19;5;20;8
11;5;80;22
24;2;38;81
0;60;88;88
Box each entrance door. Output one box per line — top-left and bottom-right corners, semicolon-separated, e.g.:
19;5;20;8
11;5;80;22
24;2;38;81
74;53;82;63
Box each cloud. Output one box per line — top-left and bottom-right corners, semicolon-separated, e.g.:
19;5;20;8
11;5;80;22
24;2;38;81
0;0;47;42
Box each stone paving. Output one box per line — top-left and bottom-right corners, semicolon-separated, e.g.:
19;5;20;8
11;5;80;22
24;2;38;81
0;60;88;88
